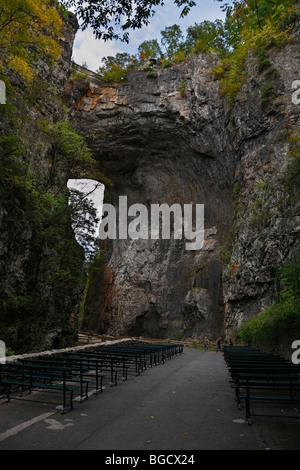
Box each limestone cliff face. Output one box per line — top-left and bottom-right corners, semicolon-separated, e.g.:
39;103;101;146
0;13;84;352
222;43;300;337
1;11;299;351
65;43;290;340
69;30;300;341
69;54;234;339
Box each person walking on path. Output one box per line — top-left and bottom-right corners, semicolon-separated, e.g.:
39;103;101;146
203;336;209;351
215;336;222;352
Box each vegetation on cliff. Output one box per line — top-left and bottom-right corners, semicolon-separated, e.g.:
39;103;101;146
0;102;100;352
239;257;300;356
0;0;63;83
90;0;299;91
0;1;102;352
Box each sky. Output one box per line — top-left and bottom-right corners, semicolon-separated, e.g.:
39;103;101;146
72;0;226;71
67;179;104;253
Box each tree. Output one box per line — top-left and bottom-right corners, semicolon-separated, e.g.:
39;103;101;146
217;0;297;29
68;188;100;259
138;39;162;61
0;0;63;82
47;121;94;190
214;0;298;98
61;0;196;42
185;20;227;55
160;24;184;60
98;52;133;72
97;52;134;81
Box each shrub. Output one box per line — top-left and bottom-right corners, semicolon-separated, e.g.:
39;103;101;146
101;65;127;83
283;130;300;190
239;256;300;350
259;80;276;107
239;296;300;347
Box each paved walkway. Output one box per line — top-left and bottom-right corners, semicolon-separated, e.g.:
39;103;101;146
0;347;299;451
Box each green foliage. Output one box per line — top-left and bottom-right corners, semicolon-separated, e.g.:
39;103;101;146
0;0;63;83
239;296;300;345
79;249;104;326
179;79;187;97
138;40;162;61
161;24;185;60
101;66;128;83
97;17;229;81
275;255;300;302
65;0;298;95
97;53;134;82
94;1;297;93
213;0;297;99
256;47;272;73
69;65;89;82
0;99;102;351
185;20;227;56
213;44;248;99
278;6;300;31
50;121;93;165
146;70;158;79
45;121;95;188
239;257;300;346
99;53;133;71
283;130;300;191
0;104;27;206
259;80;277;107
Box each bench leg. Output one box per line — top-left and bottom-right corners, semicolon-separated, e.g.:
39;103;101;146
95;374;103;394
245;397;252;425
98;376;103;393
122;367;128;381
6;384;11;402
61;390;74;414
109;371;117;387
235;387;242;410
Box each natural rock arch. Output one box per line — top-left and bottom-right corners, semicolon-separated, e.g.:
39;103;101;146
69;54;235;340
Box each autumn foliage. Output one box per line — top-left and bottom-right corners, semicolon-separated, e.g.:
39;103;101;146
0;0;63;82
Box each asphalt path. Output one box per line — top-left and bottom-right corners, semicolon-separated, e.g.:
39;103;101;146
0;347;299;453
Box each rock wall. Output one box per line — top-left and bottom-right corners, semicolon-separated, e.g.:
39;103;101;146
2;9;298;350
0;12;85;352
69;32;300;341
69;54;235;340
222;43;300;338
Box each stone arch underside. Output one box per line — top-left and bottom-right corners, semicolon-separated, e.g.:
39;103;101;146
69;55;237;340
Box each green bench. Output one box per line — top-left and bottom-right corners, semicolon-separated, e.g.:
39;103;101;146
90;350;144;375
49;355;107;393
17;357;95;400
223;346;300;424
69;351;129;384
0;362;79;413
237;373;300;424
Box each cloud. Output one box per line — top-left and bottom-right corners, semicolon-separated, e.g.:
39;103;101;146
72;28;124;70
72;0;226;71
